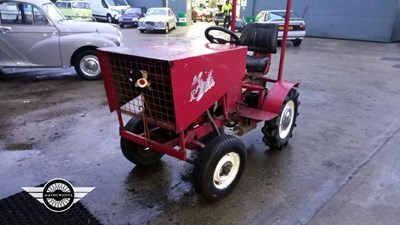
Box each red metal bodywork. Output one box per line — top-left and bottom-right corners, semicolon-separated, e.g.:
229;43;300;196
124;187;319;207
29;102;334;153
98;41;247;161
98;0;298;162
99;41;247;133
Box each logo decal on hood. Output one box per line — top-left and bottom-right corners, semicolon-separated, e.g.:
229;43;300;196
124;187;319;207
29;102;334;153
190;69;215;102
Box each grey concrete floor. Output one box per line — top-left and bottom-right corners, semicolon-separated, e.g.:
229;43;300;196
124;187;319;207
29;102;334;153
1;22;400;225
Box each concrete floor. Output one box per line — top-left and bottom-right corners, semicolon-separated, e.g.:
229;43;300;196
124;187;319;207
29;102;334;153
1;22;400;225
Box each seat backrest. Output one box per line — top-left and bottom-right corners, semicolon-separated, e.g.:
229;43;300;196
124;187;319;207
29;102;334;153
239;23;279;54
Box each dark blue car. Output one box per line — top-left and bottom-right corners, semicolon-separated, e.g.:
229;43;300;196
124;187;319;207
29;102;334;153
118;8;145;28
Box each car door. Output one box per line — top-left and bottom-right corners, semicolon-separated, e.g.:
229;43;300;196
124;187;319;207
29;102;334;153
0;1;61;67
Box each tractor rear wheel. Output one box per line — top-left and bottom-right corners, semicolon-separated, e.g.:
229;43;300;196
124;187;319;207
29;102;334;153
193;134;246;201
120;118;164;166
262;88;299;150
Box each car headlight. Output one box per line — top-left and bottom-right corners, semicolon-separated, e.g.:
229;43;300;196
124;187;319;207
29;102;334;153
156;21;164;27
139;21;145;26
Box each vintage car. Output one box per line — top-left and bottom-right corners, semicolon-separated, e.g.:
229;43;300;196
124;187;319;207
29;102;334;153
0;0;122;80
254;10;306;46
138;7;177;34
192;2;217;22
118;7;145;28
55;0;93;21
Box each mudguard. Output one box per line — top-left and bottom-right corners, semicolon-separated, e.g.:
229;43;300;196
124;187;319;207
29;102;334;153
262;80;299;114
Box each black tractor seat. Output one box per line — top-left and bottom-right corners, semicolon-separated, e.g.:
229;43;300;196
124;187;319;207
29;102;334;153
239;23;279;73
246;55;271;72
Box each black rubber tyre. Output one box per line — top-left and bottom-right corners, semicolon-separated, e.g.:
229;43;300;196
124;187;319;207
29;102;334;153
164;23;169;34
293;39;302;47
193;134;246;201
120;118;164;166
73;49;101;80
139;29;145;33
215;21;219;25
262;88;299;150
107;14;113;23
119;24;124;28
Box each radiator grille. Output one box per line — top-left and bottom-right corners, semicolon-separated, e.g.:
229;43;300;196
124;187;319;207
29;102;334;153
108;53;176;126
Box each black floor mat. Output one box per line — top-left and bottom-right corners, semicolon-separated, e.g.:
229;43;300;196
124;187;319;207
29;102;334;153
0;190;102;225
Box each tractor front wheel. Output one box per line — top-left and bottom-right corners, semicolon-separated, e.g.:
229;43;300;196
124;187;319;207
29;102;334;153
120;118;164;166
262;88;299;150
193;135;246;201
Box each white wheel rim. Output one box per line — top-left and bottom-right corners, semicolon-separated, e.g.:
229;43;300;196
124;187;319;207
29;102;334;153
213;152;240;190
279;100;295;139
80;55;100;77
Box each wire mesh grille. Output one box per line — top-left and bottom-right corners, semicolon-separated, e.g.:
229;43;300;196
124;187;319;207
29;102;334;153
108;53;176;126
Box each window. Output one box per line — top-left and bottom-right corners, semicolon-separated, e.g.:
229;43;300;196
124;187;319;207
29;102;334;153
0;2;32;24
72;2;89;9
0;2;50;25
42;3;64;22
101;0;108;8
147;9;167;16
268;11;299;21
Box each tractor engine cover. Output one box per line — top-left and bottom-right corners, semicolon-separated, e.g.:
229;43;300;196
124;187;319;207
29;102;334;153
98;40;247;133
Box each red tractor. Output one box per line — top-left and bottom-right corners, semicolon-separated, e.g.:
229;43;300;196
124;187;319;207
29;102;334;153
98;0;299;201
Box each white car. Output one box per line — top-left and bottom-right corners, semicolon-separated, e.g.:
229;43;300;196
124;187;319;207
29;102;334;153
254;10;306;46
138;7;177;34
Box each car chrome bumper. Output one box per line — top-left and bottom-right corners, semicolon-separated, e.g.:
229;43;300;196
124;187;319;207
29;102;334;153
138;26;166;30
278;31;306;40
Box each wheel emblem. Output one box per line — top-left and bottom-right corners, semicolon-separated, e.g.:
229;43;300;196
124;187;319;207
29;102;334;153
42;178;75;212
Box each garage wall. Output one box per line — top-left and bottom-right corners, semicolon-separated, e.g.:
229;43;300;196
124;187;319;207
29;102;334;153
239;0;400;42
391;1;400;42
127;0;163;8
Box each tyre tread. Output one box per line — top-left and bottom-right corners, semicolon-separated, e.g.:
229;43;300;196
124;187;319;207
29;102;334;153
262;89;299;150
193;134;246;201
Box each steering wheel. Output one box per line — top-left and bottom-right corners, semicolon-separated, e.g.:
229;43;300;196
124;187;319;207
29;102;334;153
205;26;240;45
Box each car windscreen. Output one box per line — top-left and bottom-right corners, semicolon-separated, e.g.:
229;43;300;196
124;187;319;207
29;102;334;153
106;0;128;6
72;2;90;9
269;11;300;20
146;9;167;16
125;8;141;15
42;3;65;22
